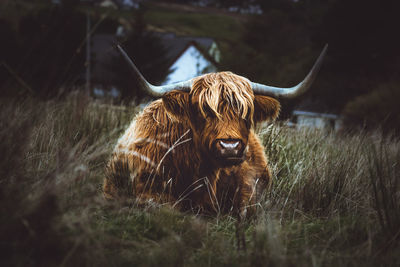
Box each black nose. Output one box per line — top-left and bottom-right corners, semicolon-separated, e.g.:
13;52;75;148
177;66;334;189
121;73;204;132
214;139;245;165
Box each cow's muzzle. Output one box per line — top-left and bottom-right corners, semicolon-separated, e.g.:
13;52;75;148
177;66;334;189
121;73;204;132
214;139;245;165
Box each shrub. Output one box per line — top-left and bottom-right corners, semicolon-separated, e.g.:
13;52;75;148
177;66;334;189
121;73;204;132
342;82;400;134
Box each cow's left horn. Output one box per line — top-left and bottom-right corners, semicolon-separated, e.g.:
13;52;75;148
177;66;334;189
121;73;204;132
251;44;328;99
117;45;192;97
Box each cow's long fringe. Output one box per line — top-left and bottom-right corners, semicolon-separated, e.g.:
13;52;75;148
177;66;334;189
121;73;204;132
193;72;255;124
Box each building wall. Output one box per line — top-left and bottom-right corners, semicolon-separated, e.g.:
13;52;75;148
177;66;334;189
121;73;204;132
292;110;342;131
295;115;342;131
297;116;326;129
208;42;221;63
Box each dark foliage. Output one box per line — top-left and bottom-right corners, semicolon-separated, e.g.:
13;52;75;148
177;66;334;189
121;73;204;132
343;82;400;134
0;19;21;96
1;6;86;98
220;0;400;122
96;17;120;34
106;12;171;103
220;4;314;117
312;0;400;109
17;6;86;97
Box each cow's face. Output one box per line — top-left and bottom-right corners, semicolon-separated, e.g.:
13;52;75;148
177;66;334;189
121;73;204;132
163;72;280;167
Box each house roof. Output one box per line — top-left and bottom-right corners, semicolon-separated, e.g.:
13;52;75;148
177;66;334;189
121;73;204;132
155;33;216;67
91;32;217;69
163;41;218;84
169;40;218;70
90;32;218;85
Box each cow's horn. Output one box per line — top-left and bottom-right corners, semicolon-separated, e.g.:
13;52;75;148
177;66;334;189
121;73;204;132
251;44;328;99
117;44;192;97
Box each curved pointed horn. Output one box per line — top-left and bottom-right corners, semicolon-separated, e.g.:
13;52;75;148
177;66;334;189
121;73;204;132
251;44;328;99
117;45;192;97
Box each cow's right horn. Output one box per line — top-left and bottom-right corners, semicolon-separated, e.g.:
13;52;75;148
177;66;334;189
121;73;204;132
251;44;328;99
117;45;192;97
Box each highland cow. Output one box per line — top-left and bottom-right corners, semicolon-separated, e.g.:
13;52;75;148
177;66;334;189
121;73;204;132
103;45;327;215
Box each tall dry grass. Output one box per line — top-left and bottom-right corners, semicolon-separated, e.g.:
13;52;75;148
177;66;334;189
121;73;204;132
0;92;399;266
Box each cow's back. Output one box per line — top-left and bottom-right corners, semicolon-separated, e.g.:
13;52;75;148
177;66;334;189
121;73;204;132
104;100;198;201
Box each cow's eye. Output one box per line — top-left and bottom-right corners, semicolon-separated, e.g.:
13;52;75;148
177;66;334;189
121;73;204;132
202;105;214;117
245;118;251;129
193;116;206;129
205;111;216;119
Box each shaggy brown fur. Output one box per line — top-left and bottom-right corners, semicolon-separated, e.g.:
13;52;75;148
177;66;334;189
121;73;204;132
104;72;280;215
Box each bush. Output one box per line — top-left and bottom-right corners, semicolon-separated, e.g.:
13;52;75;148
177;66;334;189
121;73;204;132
105;11;171;103
0;6;87;98
342;82;400;134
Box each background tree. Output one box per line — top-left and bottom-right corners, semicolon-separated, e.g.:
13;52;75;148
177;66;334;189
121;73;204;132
220;2;316;117
0;4;87;98
312;0;400;110
342;82;400;134
0;19;20;96
18;6;86;97
223;0;400;122
106;11;171;103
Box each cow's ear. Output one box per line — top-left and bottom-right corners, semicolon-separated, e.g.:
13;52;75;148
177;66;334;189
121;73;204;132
253;95;280;123
162;90;189;121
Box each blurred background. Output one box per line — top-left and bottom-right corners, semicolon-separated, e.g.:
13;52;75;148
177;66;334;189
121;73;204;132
1;0;399;133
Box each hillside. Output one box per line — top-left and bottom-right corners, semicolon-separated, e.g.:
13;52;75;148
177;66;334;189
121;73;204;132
1;1;246;42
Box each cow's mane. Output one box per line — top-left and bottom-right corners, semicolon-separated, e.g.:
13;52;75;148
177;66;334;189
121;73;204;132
192;72;255;124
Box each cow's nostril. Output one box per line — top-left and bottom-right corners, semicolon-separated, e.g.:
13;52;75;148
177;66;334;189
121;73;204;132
214;139;245;165
215;139;244;156
219;140;240;149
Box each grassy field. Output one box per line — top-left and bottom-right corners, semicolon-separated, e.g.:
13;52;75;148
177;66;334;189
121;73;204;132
143;4;244;42
1;93;399;266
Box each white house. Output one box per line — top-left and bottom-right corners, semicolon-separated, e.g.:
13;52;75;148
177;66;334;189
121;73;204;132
164;43;217;84
90;31;220;98
162;42;218;85
156;33;220;85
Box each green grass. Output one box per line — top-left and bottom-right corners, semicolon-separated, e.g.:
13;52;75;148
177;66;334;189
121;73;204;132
1;1;244;41
1;92;399;266
0;0;49;25
144;8;244;42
